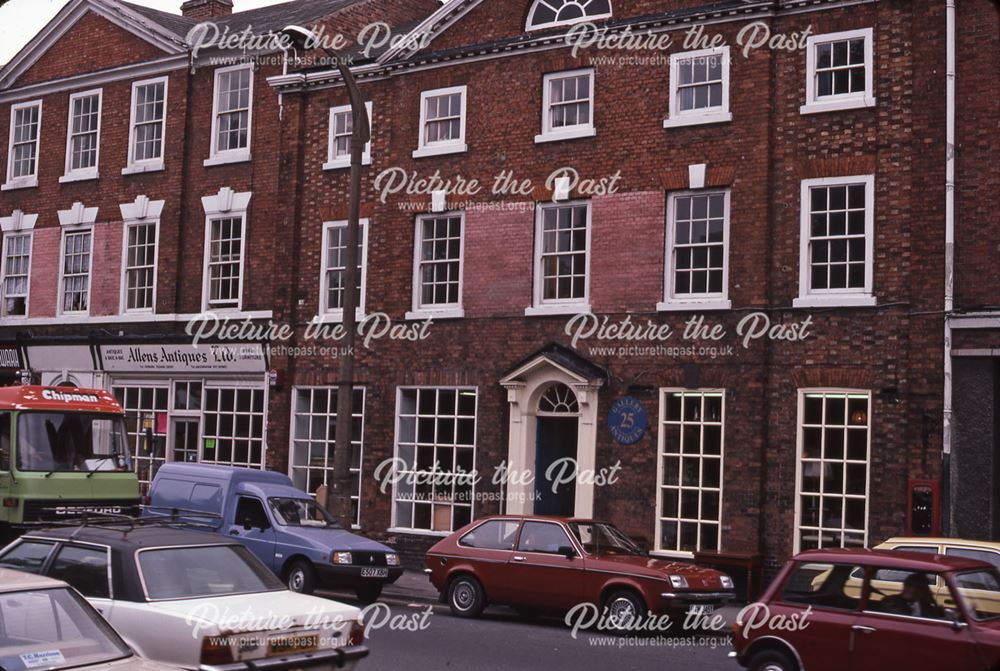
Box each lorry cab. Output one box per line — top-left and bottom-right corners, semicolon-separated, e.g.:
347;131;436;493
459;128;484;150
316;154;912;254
146;462;403;602
0;386;139;537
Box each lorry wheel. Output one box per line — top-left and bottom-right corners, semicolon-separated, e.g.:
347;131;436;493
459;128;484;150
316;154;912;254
286;560;316;594
447;575;485;618
355;584;383;604
748;649;798;671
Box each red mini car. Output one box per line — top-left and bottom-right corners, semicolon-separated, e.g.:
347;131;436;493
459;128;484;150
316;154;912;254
731;548;1000;671
425;515;734;625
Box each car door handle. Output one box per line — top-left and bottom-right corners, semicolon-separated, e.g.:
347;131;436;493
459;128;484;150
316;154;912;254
513;555;526;562
852;625;877;634
229;530;240;536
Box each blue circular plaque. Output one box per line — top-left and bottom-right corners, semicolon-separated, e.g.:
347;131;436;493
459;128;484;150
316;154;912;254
608;397;648;445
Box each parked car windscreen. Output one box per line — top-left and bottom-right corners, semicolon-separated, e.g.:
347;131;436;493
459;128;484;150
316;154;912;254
268;497;341;528
138;544;284;600
16;412;132;473
568;522;644;556
0;587;131;671
953;569;1000;621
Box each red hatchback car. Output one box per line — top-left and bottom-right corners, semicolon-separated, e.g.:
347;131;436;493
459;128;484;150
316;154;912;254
425;516;734;625
731;548;1000;671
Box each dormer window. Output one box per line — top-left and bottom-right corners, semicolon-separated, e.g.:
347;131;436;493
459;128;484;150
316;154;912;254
526;0;611;31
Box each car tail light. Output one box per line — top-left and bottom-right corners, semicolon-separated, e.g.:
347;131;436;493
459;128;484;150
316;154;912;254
348;619;365;646
2;498;17;508
200;637;235;665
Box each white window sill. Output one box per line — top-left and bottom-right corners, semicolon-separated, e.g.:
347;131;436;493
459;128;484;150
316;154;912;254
412;143;467;159
203;153;251;167
323;156;372;171
649;550;696;560
317;309;366;322
57;311;91;319
662;111;733;129
1;177;38;191
122;162;164;176
386;527;450;538
800;96;877;115
203;304;243;313
534;127;597;144
792;295;877;309
657;299;732;312
59;171;98;184
405;307;464;321
525;303;592;317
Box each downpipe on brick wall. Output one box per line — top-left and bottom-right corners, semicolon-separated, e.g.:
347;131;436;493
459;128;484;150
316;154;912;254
942;0;956;530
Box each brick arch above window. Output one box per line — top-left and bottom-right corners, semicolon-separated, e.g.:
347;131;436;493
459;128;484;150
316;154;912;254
526;0;612;31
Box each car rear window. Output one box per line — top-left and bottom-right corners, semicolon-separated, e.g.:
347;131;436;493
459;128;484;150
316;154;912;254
137;545;283;600
459;521;519;550
780;562;864;611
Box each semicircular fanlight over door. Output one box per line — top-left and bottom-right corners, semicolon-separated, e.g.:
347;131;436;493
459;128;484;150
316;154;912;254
537;382;580;415
526;0;612;31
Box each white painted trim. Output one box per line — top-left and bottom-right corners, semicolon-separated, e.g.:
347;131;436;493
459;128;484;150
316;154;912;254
0;210;38;233
664;46;731;128
662;189;731;307
0;56;187;105
0;310;273;327
324;101;372;170
535;68;596;144
200;188;252;312
525;0;613;31
795;175;876;307
413;85;468;159
949;316;1000;329
319;218;368;320
57;226;94;317
207;63;254;165
3;99;42;191
58;201;99;228
119;218;161;315
800;27;876;115
0;230;33;319
125;76;169;173
61;88;103;182
530;200;592;313
410;211;465;318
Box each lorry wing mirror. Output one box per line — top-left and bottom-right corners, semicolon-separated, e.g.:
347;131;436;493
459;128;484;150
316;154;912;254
243;518;254;531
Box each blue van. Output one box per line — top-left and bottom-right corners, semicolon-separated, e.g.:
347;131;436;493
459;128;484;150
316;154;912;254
145;463;402;602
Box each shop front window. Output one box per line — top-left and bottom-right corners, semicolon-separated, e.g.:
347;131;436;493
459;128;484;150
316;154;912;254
202;387;265;469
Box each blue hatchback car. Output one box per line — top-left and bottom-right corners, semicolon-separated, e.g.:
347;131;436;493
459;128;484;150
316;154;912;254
145;463;403;602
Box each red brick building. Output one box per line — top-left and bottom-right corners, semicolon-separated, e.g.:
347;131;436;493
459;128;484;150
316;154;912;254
0;0;993;578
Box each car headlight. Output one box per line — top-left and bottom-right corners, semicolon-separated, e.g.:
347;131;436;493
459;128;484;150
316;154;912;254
332;551;353;565
669;575;689;589
721;575;734;590
386;553;401;566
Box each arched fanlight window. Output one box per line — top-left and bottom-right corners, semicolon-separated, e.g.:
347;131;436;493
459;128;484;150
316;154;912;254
538;383;580;414
526;0;612;31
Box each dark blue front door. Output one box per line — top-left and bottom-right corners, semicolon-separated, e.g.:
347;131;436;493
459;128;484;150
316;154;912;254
534;417;577;516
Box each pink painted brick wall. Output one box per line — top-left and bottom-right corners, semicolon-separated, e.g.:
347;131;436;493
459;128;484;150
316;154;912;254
590;191;665;313
463;204;534;317
91;221;123;316
28;228;59;318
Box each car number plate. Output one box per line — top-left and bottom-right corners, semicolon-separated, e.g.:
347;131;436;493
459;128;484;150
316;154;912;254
689;605;715;616
267;633;319;657
361;567;389;578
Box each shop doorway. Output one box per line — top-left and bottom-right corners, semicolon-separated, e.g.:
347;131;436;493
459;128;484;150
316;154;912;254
171;418;200;464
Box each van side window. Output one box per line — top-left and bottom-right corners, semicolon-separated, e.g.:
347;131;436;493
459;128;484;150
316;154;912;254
0;412;10;470
235;496;270;529
49;545;111;599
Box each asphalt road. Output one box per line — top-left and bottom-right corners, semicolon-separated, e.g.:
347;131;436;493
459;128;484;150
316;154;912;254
360;602;740;671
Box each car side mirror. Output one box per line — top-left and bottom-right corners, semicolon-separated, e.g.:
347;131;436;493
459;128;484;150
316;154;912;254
242;518;254;531
950;612;968;630
559;546;577;559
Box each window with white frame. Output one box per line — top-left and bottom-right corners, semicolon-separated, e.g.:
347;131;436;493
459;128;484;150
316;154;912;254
289;387;365;527
529;201;590;314
208;65;252;163
202;387;265;469
113;385;169;490
655;390;724;554
526;0;612;30
796;390;871;552
795;176;875;308
664;47;731;128
126;77;167;172
205;216;244;310
802;28;875;114
4;101;42;189
661;190;730;310
413;86;467;158
325;102;372;170
1;232;31;317
321;219;367;317
123;221;157;311
62;90;101;181
392;387;477;533
536;69;595;143
60;229;92;314
409;213;463;319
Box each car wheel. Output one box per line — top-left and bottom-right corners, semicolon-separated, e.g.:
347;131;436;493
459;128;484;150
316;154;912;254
748;649;798;671
355;583;383;604
602;590;646;633
286;560;316;594
447;575;486;618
